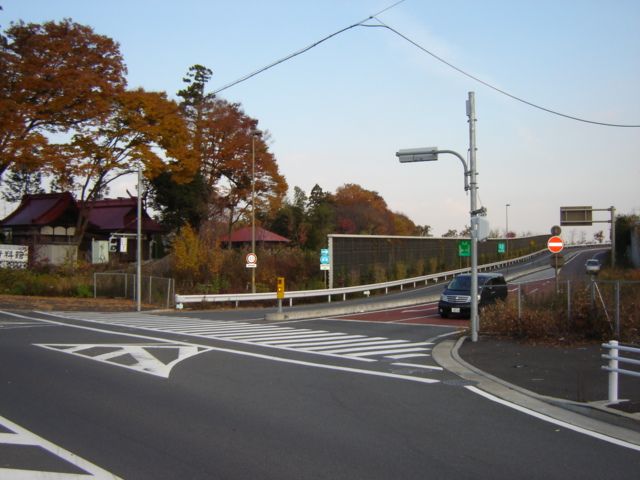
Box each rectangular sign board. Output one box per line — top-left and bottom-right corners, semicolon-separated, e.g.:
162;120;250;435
560;206;593;226
458;240;471;257
320;248;330;270
0;245;28;269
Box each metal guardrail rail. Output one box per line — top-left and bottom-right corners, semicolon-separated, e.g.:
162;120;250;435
602;340;640;404
175;247;563;307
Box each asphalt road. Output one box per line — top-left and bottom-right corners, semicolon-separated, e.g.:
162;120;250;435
1;306;639;479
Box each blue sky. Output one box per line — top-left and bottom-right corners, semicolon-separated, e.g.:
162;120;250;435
2;0;639;240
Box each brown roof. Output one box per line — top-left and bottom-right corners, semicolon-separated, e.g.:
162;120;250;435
80;198;164;233
0;193;78;227
220;226;290;244
1;193;163;234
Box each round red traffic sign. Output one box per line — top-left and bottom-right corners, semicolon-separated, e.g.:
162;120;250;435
547;236;564;253
246;252;257;268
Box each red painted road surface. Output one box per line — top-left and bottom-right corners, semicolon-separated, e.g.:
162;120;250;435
332;281;551;326
335;302;469;327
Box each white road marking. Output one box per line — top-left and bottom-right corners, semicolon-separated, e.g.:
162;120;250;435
466;386;640;452
0;414;121;478
1;311;441;385
385;353;430;359
36;343;211;378
392;362;443;371
348;347;432;358
320;341;433;355
34;311;446;363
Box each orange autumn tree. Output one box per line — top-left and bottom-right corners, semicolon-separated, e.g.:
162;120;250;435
50;88;195;244
154;65;288;235
0;19;126;180
333;183;406;235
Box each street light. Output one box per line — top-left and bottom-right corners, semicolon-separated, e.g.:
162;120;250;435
395;91;481;342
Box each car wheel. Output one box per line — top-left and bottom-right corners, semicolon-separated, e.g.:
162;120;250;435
440;312;449;319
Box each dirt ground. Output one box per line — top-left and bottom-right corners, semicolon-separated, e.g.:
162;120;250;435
0;294;157;312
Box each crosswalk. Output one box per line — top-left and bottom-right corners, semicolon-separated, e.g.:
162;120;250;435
49;312;438;365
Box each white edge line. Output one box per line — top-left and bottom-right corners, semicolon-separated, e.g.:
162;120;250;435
465;385;640;452
1;310;438;385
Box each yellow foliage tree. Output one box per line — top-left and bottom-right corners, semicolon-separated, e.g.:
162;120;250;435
172;224;220;286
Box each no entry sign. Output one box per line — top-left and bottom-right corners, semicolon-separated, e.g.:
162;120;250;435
547;236;564;253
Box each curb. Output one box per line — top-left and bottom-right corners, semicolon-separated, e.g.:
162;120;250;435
432;336;640;447
264;294;440;321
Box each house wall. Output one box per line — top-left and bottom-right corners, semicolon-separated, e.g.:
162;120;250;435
35;244;78;266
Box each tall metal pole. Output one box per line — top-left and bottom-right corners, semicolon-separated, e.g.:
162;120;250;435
505;203;510;255
610;206;616;268
136;166;142;312
467;92;479;342
251;135;256;294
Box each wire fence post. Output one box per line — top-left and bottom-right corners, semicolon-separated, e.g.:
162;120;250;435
567;280;571;326
517;283;522;320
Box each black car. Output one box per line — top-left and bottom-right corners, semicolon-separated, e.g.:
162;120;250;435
438;272;508;318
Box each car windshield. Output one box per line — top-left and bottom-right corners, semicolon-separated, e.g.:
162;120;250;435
587;260;599;265
448;276;471;290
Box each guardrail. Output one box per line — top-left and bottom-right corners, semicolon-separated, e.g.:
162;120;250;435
175;247;560;307
602;340;640;403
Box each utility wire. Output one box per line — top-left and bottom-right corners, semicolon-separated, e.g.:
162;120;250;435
213;1;639;128
369;17;640;128
213;0;407;95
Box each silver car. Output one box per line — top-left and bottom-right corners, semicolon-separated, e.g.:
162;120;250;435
585;258;601;274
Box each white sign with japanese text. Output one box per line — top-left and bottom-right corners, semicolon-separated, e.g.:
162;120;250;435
0;245;29;269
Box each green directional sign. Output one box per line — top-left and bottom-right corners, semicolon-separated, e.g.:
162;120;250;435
497;242;506;254
458;240;471;257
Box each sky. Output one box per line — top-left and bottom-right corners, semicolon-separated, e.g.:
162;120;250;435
2;0;639;240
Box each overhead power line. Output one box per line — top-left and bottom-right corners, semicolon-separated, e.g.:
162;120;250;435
213;0;408;95
213;2;640;128
369;18;640;128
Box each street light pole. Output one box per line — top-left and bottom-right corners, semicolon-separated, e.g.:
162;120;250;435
466;92;479;343
396;92;481;343
505;203;511;255
251;134;256;294
136;166;142;312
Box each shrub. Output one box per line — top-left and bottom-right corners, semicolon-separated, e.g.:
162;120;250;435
480;280;639;343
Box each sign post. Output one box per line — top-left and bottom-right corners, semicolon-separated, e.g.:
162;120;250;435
547;235;564;293
276;277;285;313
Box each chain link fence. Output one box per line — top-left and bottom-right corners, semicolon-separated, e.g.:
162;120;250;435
94;272;175;309
501;278;640;343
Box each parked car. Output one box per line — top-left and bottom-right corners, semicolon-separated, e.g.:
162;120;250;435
438;272;508;318
585;258;601;275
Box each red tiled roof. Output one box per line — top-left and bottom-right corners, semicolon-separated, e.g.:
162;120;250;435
221;226;290;243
